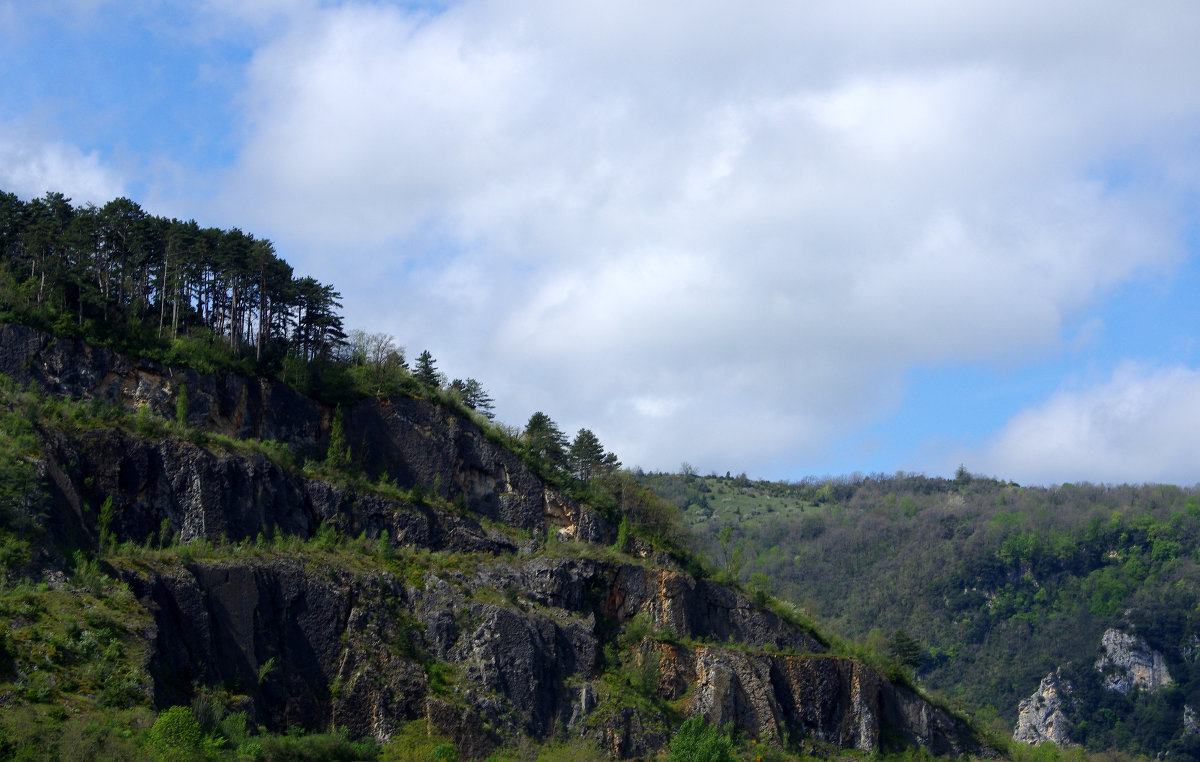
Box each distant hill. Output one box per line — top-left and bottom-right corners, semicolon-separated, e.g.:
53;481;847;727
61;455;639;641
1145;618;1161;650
637;469;1200;758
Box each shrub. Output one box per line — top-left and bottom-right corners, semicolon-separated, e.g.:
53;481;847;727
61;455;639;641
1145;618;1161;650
668;716;734;762
428;742;458;762
612;516;630;554
145;706;202;761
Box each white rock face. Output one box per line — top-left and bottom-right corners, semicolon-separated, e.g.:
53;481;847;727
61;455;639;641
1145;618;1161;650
1185;705;1197;737
1014;670;1075;747
1094;629;1172;694
1181;634;1200;663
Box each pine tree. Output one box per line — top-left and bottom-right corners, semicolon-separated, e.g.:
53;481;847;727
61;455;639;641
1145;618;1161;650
523;412;568;470
568;428;605;481
449;378;495;418
887;629;924;669
414;350;440;389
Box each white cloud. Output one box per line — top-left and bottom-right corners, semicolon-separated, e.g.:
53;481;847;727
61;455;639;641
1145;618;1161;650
211;1;1200;475
973;364;1200;486
0;125;124;204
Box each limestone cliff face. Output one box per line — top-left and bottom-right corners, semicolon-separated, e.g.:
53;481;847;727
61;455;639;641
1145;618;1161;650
2;325;994;759
1013;628;1180;748
1013;670;1075;747
1095;628;1172;694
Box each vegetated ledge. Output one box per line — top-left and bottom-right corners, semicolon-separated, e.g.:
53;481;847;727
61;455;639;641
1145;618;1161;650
0;323;999;759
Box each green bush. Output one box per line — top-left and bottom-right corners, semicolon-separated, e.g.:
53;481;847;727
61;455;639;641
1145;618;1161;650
428;742;458;762
145;705;202;761
668;716;734;762
257;727;377;761
612;516;630;554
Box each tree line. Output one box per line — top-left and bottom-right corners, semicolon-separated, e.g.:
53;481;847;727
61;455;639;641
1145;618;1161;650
0;190;345;368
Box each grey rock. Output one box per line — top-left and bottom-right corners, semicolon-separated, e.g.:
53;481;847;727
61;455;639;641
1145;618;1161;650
605;564;825;652
1014;670;1075;747
1095;628;1172;694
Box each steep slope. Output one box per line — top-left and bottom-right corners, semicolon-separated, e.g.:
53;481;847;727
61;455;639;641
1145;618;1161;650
0;325;995;758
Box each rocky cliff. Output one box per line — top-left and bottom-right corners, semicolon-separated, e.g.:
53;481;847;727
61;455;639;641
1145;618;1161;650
1013;670;1074;747
1013;627;1183;750
1094;628;1173;694
0;325;994;758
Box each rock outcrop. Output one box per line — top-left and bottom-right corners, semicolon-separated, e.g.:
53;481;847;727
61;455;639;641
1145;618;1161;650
2;325;995;758
1014;670;1075;747
0;323;609;545
1095;628;1172;694
1014;628;1181;748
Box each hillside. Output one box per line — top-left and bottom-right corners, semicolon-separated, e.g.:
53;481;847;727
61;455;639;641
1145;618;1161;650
637;470;1200;758
0;323;1003;760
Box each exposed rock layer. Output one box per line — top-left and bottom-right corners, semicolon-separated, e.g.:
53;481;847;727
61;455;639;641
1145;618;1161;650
2;325;994;758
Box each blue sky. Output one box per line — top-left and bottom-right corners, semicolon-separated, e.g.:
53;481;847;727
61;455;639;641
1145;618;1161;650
4;1;1200;486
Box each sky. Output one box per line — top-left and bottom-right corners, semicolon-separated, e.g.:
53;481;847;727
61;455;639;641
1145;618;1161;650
3;1;1200;486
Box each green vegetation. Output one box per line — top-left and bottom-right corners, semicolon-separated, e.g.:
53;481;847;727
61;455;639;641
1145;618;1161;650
0;190;346;384
638;469;1200;758
669;716;735;762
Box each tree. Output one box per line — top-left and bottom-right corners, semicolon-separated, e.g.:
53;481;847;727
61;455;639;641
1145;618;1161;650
348;329;407;395
414;350;440;389
291;277;345;362
326;405;350;470
449;378;494;418
717;525;744;582
523;412;568;470
887;629;924;669
569;428;614;481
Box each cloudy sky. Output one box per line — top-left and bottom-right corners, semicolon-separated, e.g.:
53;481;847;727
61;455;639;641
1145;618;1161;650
4;1;1200;486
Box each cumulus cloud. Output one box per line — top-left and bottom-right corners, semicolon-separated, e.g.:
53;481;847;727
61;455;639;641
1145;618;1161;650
0;125;124;204
211;1;1200;474
973;364;1200;486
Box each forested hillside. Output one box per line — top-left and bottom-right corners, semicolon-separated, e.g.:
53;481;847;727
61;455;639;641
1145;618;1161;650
637;469;1200;758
